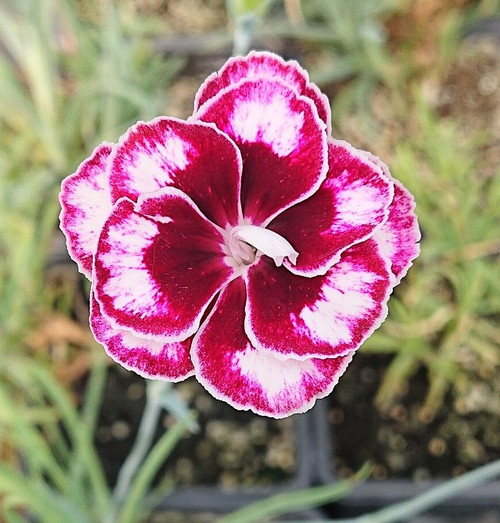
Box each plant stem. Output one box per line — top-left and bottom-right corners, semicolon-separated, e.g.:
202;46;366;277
226;0;269;55
105;381;171;522
232;14;258;56
119;413;194;523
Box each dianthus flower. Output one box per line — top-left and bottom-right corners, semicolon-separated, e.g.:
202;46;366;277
60;51;420;418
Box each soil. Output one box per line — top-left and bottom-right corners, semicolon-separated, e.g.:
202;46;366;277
436;32;500;180
328;352;500;482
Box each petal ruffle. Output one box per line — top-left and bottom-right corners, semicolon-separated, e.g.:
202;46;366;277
59;142;113;278
194;77;328;225
90;294;194;380
93;188;235;341
374;178;420;283
244;238;392;359
194;50;331;132
269;140;394;277
192;278;353;418
109;117;242;228
360;154;420;284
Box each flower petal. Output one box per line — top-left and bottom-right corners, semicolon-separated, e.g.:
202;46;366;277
192;278;353;418
363;154;421;284
245;239;392;359
194;50;331;132
109;117;242;228
90;293;194;380
269;140;394;276
194;77;328;225
93;188;235;341
59;142;113;278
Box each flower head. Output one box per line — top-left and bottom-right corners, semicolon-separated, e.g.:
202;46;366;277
59;51;420;418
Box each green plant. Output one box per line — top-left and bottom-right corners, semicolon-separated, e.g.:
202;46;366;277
226;0;275;54
363;98;500;418
0;353;193;522
0;0;183;347
272;0;400;121
0;4;187;516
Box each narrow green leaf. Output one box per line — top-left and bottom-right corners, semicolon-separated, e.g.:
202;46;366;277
69;352;108;505
339;458;500;523
118;412;197;523
16;361;111;519
0;464;90;523
0;385;70;496
217;464;372;523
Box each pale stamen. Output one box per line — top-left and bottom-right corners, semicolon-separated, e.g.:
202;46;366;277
229;225;298;267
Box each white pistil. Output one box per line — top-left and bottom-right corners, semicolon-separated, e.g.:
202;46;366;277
229;225;298;267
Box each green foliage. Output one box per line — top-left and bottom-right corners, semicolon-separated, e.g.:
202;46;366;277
0;2;188;518
334;458;500;523
218;458;500;523
0;355;109;521
363;99;500;418
218;463;372;523
0;0;183;345
0;354;193;522
259;0;400;121
226;0;275;55
226;0;274;19
299;0;397;79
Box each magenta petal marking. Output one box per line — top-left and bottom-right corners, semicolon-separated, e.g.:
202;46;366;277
304;82;331;132
374;178;421;283
194;50;331;131
269;140;394;276
59;142;113;278
90;293;194;380
93;188;235;341
245;239;392;359
196;77;328;225
360;153;421;284
192;279;353;418
109;117;242;228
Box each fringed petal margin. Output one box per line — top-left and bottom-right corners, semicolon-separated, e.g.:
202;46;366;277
59;142;113;278
194;50;331;132
90;294;194;380
361;153;421;284
195;77;328;225
192;278;353;418
108;117;243;228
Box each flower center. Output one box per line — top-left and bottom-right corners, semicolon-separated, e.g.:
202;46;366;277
228;225;298;267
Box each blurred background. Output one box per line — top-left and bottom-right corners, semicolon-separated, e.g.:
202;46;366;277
1;0;500;521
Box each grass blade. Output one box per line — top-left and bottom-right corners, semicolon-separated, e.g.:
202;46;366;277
217;463;372;523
